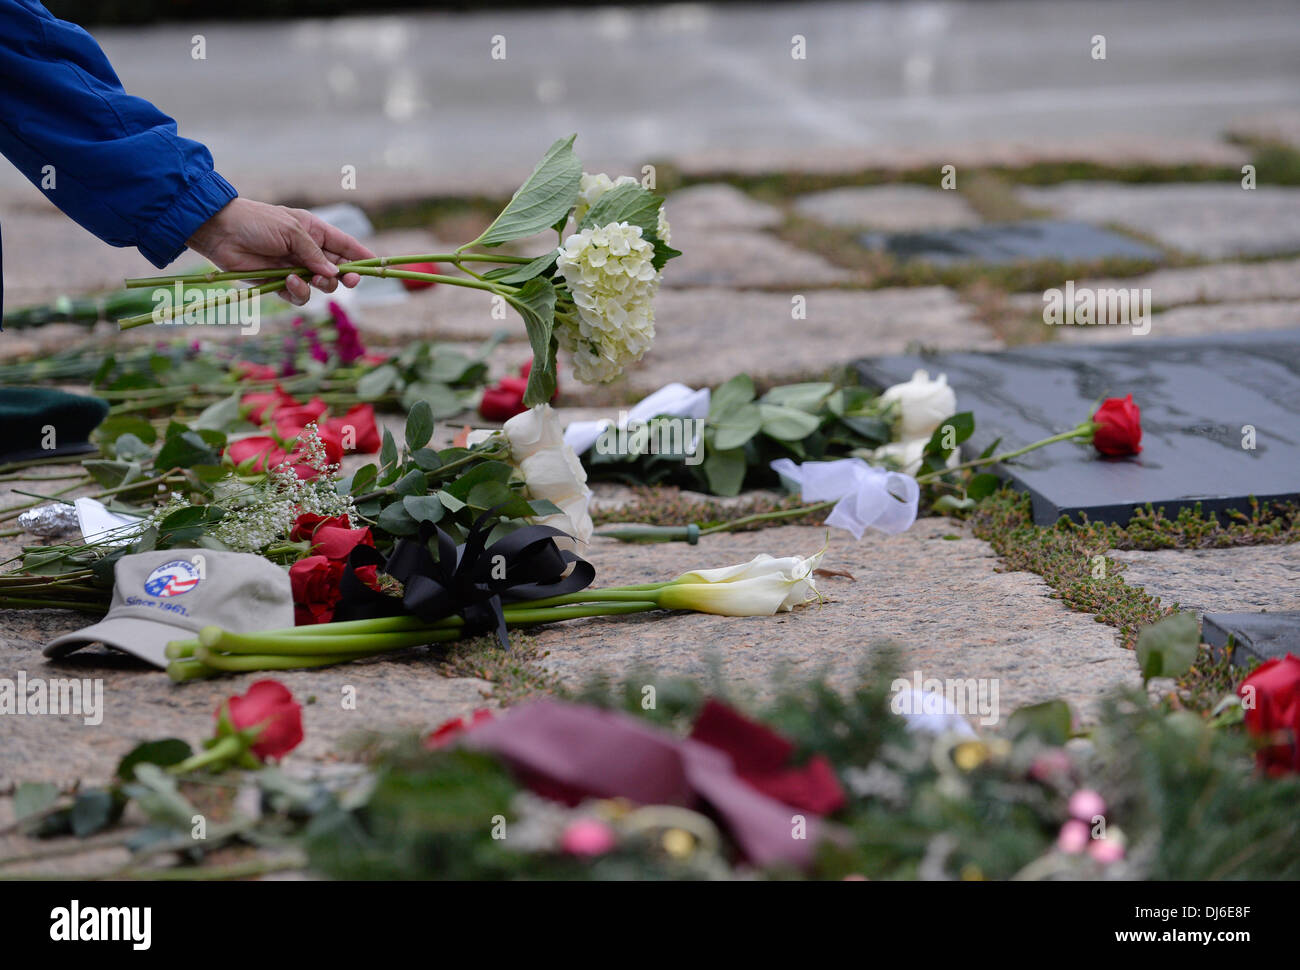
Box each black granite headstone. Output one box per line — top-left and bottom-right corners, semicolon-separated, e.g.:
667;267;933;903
859;220;1164;265
854;329;1300;526
1202;612;1300;668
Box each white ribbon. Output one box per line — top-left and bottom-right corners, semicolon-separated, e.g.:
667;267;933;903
769;457;920;539
563;382;711;455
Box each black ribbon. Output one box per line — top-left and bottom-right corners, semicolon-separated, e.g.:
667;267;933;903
335;510;595;648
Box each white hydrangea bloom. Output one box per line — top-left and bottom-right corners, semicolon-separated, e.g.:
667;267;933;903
554;221;660;384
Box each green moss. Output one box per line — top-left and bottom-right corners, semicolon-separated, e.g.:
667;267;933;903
435;632;559;705
969;490;1298;701
591;485;827;531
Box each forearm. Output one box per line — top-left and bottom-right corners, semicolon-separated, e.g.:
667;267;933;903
0;0;236;267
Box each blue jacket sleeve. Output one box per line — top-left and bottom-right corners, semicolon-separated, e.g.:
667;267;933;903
0;0;237;267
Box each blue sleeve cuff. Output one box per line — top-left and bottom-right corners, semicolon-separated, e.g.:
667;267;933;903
136;170;238;268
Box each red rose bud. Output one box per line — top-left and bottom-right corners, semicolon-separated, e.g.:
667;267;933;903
323;403;382;453
311;524;374;561
400;261;442;291
221;680;304;761
271;397;329;436
1239;654;1300;776
289;512;352;542
290;555;345;625
1091;394;1142;456
478;378;529;422
241;385;298;424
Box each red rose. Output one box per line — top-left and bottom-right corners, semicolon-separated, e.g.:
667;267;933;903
425;709;494;749
477;361;558;422
1239;654;1300;776
289;555;345;624
354;564;383;592
227;432;341;480
478;377;529;421
271;397;329;437
289;513;352;542
323;403;382;454
399;261;442;292
241;386;298;424
222;680;304;761
312;524;374;561
1092;395;1142;456
234;362;279;382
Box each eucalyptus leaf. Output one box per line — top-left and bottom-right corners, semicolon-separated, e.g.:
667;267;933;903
757;403;821;442
402;494;445;524
703;445;747;496
507;277;558;406
357;363;400;401
711;402;763;451
1136;613;1201;683
405;400;434;451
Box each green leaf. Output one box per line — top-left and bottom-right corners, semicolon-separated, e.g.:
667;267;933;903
1007;700;1073;746
192;392;242;432
349;463;378;496
405;400;434;451
759;382;835;412
412;449;443;472
83;459;143;489
757;403;821;442
379;429;399;472
922;412;975;459
711;403;763;451
94;415;157;449
710;374;756;416
483;251;558;285
471;135;582;248
376;502;419;537
13;781;59;820
967;473;1001;501
703;446;746;496
70;790;117;838
579;182;663;233
443;461;514;502
394;469;427;497
123;763;196;828
157;429;220;470
1136;613;1201;683
402;494;445;524
467;480;514;511
932;495;976;514
400;382;463;420
112;433;153;463
506;277;558;407
357;363;400;401
436;489;466;514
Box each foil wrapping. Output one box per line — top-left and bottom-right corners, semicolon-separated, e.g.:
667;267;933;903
16;502;80;537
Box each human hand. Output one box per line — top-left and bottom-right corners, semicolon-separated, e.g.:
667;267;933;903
186;198;376;305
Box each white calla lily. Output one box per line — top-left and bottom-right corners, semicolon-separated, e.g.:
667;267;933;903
656;550;824;616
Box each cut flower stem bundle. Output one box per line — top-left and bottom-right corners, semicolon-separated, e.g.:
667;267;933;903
165;550;823;681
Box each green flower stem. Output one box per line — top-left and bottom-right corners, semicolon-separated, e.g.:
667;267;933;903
0;596;104;612
193;643;380;672
122;254;535;288
166;658;219;682
699;500;836;536
199;625;459;656
118;279;288;330
349;265;512;296
915;424;1094;482
168;734;245;774
350;444;510;504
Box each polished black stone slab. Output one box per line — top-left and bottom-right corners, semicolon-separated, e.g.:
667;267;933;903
1203;612;1300;668
859;219;1164;265
854;329;1300;526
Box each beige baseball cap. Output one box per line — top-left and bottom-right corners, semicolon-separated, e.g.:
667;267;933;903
45;549;294;669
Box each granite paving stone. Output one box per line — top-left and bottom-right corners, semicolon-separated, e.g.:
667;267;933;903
661;226;854;289
1109;544;1300;619
860;220;1164;266
1016;183;1300;259
631;286;998;393
795;185;981;231
1005;258;1300;316
663;183;783;232
533;521;1134;722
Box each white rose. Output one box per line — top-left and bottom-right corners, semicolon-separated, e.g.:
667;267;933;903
502;405;566;460
518;446;588;503
880;369;957;440
534;491;594;546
